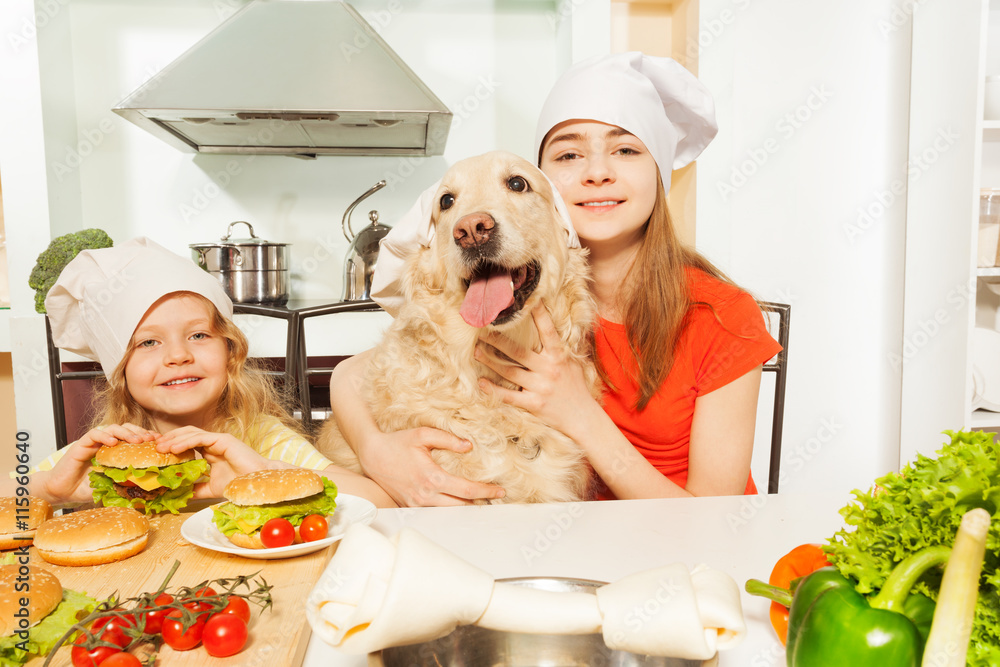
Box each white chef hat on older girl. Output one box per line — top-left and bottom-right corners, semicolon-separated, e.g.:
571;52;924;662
534;51;718;194
370;52;718;315
45;237;233;380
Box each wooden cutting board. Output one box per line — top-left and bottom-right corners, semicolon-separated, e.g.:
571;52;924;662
26;508;336;667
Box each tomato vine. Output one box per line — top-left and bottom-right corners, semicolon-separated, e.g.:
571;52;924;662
45;560;273;666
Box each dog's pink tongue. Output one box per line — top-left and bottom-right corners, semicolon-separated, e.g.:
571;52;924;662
461;268;514;328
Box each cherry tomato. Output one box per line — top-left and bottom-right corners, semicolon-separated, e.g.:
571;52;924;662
138;593;174;634
260;517;295;548
99;654;142;667
219;595;252;624
70;635;120;667
176;585;217;612
181;599;211;614
161;609;207;651
299;514;329;542
91;614;136;649
202;613;249;657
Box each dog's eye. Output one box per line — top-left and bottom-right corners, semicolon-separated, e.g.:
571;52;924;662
507;176;530;193
440;193;455;210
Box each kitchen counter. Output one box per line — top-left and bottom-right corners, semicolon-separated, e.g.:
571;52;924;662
303;491;855;666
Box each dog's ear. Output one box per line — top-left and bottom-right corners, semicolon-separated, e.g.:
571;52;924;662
536;179;577;251
400;245;445;301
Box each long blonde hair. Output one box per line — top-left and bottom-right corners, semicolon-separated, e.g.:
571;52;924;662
602;173;743;411
90;294;306;439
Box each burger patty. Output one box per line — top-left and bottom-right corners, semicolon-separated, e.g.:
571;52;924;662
112;482;163;502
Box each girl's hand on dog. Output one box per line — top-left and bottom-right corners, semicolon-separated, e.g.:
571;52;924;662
360;428;506;507
476;304;602;444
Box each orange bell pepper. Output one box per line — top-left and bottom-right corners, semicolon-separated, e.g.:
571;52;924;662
767;543;831;645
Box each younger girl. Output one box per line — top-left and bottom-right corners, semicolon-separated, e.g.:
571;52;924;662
11;238;394;508
328;53;780;505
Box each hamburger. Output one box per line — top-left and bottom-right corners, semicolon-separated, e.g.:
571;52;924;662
0;496;52;550
0;565;95;665
89;441;209;514
212;468;338;549
33;506;150;567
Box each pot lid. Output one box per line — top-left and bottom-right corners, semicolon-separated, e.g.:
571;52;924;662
190;221;289;247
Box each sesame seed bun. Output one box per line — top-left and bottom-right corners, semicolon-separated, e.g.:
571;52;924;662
0;496;53;550
0;565;62;637
227;531;267;550
223;468;324;506
33;507;149;567
95;441;194;469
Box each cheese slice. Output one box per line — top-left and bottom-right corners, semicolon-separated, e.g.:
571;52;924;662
234;518;259;534
126;471;164;491
92;465;165;492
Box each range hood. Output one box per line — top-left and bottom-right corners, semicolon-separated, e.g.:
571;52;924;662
112;0;452;158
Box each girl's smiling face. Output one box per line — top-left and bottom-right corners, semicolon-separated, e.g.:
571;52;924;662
540;120;659;254
124;293;229;431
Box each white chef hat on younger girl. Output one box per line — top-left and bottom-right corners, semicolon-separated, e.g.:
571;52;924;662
45;237;234;380
534;51;719;196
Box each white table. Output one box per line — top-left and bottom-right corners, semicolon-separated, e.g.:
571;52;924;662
302;491;854;666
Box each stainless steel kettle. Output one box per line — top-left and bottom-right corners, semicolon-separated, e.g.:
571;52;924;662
341;180;390;302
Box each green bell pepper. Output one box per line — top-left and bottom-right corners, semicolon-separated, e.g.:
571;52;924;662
747;545;949;667
902;592;936;644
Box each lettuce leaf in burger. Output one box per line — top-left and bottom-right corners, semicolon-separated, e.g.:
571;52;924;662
0;565;96;665
89;441;209;515
212;468;338;549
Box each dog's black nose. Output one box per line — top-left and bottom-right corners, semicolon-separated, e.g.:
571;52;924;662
453;213;495;249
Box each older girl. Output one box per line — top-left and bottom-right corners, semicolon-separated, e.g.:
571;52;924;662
330;53;780;504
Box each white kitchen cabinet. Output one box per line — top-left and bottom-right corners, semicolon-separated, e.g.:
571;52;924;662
971;0;1000;432
897;0;986;463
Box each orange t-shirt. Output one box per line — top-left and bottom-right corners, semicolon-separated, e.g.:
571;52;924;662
594;269;782;496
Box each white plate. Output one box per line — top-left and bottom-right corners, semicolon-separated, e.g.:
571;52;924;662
973;327;1000;412
180;494;377;560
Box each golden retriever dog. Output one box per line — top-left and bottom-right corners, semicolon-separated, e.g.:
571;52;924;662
318;151;599;503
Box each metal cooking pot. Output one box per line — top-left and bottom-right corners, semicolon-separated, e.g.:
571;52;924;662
341;180;390;302
190;221;290;305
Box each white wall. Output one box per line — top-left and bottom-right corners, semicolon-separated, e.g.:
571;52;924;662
2;0;611;457
55;0;568;300
697;0;913;493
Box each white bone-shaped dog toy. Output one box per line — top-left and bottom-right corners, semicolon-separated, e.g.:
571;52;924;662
305;522;746;659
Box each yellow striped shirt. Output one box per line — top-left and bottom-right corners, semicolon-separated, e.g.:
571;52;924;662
28;416;333;473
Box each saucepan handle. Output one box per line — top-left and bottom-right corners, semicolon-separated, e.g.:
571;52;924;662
222;221;258;241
